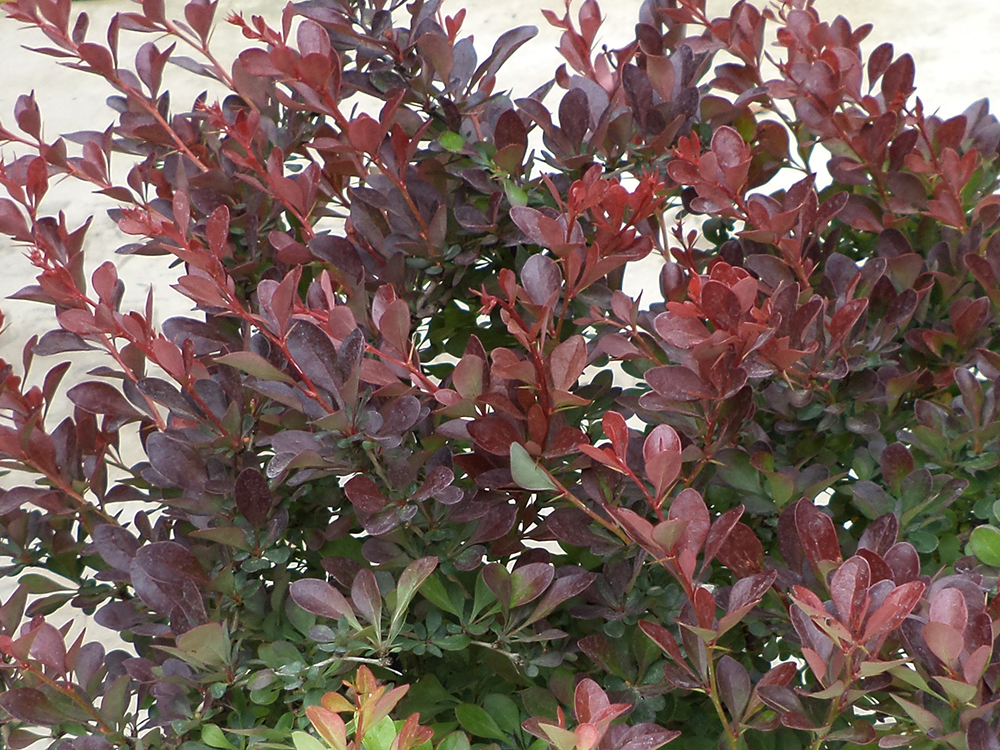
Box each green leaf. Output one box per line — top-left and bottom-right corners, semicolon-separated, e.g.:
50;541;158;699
456;704;508;741
189;526;250;551
175;622;230;668
293;731;328;750
970;525;1000;566
391;557;438;636
436;732;471;750
202;724;238;750
17;574;70;594
362;715;398;750
414;575;460;616
439;132;465;152
504;179;528;207
216;351;296;385
482;694;520;735
510;442;557;492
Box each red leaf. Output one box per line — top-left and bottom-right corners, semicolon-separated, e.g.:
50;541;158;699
235;467;272;527
794;499;842;569
289;578;358;625
345;475;387;514
861;580;925;642
715;522;763;577
549;335;587;391
645;366;709;401
829;556;870;633
602;411;629;459
643;424;682;498
468;416;521;455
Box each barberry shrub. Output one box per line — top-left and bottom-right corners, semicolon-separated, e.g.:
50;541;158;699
2;0;1000;748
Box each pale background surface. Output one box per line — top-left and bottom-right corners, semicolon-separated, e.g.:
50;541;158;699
0;0;997;684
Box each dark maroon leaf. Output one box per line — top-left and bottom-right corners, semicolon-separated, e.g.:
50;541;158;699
967;719;1000;750
235;467;272;527
134;542;208;585
559;88;590;149
702;505;744;571
794;499;842;569
34;330;96;355
468;415;521;455
495;109;528;151
469;502;517;544
715;522;764;578
645;366;709;401
93;524;141;571
829;556;870;632
145;433;208;492
482;563;512;609
0;688;64;725
344;475;387;513
717;655;750;719
700;280;741;330
67;382;141;421
523;571;596;627
289;579;358;626
351;569;382;626
857;513;898;556
518;248;563;303
884;542;920;583
510;563;554;607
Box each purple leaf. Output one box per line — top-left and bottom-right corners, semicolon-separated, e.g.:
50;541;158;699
289;579;360;628
510;563;555;607
351;569;382;627
344;475;387;514
0;688;64;725
519;252;563;304
135;542;208;585
645;366;709;401
717;655;750;719
523;571;596;627
235;467;272;527
857;513;898;556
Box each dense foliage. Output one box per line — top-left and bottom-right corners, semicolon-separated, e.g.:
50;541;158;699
3;0;1000;748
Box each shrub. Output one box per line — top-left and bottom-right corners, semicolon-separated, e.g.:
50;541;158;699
2;0;1000;748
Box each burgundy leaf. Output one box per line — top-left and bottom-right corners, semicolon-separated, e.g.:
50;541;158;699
857;513;899;556
829;556;871;632
0;688;64;725
861;580;925;642
794;499;842;569
645;366;709;401
715;522;764;578
468;415;521;455
716;655;750;719
289;579;357;625
510;563;555;607
344;475;387;514
235;467;272;527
